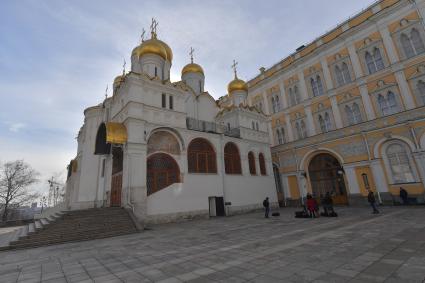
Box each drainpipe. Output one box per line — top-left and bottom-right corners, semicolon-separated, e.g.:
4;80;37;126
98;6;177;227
362;132;382;204
220;133;228;215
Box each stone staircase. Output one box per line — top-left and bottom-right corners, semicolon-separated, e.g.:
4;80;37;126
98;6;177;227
0;207;139;250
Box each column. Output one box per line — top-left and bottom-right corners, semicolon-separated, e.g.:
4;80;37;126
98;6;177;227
394;70;416;110
267;121;274;146
370;159;389;203
284;113;294;142
359;84;376;120
416;0;425;24
379;26;399;64
262;92;270;115
413;152;425;186
298;71;309;100
305;105;317;136
344;166;360;194
279;81;288;109
347;44;364;79
320;58;334;90
282;175;291;200
330;95;343;129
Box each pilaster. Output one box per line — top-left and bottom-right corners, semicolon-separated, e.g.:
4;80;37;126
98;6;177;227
330;96;343;129
359;84;376;120
320;57;334;90
379;25;399;64
285;113;294;142
394;70;416;110
305;106;316;136
347;44;364;79
279;80;288;109
298;71;309;101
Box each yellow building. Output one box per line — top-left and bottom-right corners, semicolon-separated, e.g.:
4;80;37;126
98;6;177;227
247;0;425;205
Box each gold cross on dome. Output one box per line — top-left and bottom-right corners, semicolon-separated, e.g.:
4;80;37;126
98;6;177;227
231;59;238;78
189;47;195;63
150;18;158;36
140;28;146;43
105;84;108;99
122;59;126;75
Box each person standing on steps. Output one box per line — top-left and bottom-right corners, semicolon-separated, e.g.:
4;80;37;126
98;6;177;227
263;197;270;218
367;189;380;214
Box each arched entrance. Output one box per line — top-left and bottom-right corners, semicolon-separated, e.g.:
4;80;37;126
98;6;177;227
147;153;180;196
110;147;123;207
308;153;348;205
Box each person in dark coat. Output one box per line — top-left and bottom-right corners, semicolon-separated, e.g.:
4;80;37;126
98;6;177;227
263;197;270;218
399;187;408;205
367;189;379;214
323;192;334;215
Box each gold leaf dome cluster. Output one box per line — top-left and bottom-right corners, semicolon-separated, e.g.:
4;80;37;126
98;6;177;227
181;63;204;76
113;74;125;88
132;34;172;62
227;77;248;94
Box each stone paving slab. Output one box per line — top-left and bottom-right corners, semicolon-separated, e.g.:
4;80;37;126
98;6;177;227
0;207;424;282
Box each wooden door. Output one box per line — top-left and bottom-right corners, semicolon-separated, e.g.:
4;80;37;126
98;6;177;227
111;172;122;207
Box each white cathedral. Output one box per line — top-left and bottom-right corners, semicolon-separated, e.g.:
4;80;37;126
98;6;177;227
65;23;277;225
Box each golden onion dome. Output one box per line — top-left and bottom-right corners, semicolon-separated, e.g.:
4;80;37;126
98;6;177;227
182;63;204;76
131;38;167;60
157;39;173;62
113;74;124;88
227;77;248;94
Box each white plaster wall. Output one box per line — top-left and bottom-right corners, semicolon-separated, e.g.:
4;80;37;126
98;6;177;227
197;95;218;122
146;174;223;216
224;175;277;207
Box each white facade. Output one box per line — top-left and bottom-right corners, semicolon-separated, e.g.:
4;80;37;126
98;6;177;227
65;33;277;225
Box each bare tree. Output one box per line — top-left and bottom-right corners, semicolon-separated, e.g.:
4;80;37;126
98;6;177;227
0;160;39;222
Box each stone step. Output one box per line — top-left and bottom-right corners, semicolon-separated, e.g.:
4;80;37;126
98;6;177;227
34;220;43;230
8;230;138;250
28;223;35;233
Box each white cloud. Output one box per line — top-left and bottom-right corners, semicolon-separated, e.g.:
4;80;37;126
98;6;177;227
8;122;26;133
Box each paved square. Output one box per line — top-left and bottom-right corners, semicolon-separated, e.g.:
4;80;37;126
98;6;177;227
1;207;425;282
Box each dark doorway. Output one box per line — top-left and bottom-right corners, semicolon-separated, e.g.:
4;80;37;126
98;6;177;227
308;153;348;205
110;147;123;207
94;123;111;155
215;197;225;216
146;153;180;196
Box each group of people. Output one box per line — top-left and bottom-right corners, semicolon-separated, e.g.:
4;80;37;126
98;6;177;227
305;192;335;218
263;186;410;219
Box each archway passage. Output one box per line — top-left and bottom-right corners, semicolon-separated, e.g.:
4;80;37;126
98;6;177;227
110;147;123;207
94;123;111;155
308;153;348;205
147;153;180;196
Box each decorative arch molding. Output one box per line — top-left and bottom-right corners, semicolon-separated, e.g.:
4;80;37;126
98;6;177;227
372;135;417;159
147;130;181;155
298;148;345;172
147;127;185;150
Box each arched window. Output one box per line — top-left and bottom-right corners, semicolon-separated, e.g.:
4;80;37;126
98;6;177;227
324;112;332;131
248;151;256;175
345;105;354;125
386;143;415;183
256;122;259;131
401;33;415;58
271;97;276;113
187;138;217;173
252;121;255;130
294;86;301;104
352;103;362;123
147;153;180;195
342;63;351;84
275;96;280;111
161;93;166;108
317;76;324;96
373;48;385;71
280;128;286;144
276;129;281;145
311;78;318;97
300;120;307;138
411;28;425;55
224;142;242;174
295;122;302;140
365;52;376;74
335;65;344;86
378;94;389;115
387;91;398;114
318;115;326;133
417;80;425;104
289;88;296;106
259;153;267;175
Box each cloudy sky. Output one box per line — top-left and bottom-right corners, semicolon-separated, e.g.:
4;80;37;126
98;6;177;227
0;0;374;195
